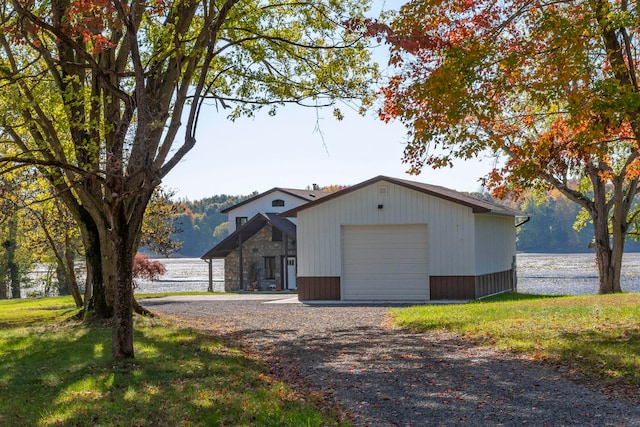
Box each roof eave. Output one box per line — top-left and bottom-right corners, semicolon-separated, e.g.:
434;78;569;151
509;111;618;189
281;175;514;217
201;213;297;259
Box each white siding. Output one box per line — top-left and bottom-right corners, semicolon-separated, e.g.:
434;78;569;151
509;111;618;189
296;180;476;277
227;191;308;234
474;214;517;275
342;224;429;301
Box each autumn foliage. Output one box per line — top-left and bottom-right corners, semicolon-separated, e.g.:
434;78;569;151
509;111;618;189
357;0;640;293
132;254;166;283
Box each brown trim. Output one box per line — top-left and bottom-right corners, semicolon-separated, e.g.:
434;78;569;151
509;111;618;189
430;270;514;300
475;270;513;299
298;277;340;301
430;276;476;300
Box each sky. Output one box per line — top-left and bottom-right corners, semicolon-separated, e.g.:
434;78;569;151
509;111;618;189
162;105;500;200
161;0;500;201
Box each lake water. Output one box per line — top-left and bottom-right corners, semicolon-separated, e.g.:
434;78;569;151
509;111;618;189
134;253;640;296
516;252;640;295
134;258;225;294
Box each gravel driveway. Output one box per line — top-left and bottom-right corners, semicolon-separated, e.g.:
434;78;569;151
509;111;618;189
141;295;640;426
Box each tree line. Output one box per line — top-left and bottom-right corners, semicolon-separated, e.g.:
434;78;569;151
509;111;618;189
515;190;640;253
170;194;254;257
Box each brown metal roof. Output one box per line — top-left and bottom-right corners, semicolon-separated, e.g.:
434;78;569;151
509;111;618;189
220;187;333;214
201;213;296;259
281;175;523;217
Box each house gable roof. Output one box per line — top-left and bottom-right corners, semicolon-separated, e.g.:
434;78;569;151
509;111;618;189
281;175;522;217
201;213;296;259
220;187;331;214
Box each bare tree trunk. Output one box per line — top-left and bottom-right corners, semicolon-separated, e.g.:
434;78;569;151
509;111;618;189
37;211;84;307
64;234;84;307
593;230;621;294
106;191;152;360
80;213;111;319
7;218;20;299
590;171;624;294
133;298;154;316
107;221;135;360
56;265;69;295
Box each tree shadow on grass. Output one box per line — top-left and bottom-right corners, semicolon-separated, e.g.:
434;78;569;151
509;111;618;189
0;317;341;427
477;291;566;303
555;324;640;388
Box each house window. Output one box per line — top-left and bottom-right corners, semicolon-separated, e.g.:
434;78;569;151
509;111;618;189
264;257;276;279
235;217;247;228
272;199;285;207
272;227;282;242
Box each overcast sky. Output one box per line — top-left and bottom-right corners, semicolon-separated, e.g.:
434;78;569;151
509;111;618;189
161;1;500;200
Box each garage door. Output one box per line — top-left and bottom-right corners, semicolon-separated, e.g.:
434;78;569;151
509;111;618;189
342;224;429;301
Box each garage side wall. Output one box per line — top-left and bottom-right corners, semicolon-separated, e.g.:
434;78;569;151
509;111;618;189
296;181;476;299
474;214;516;275
473;214;517;298
428;215;516;300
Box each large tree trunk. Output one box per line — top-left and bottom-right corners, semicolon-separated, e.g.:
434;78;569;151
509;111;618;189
593;229;623;294
590;170;624;294
80;213;111;319
104;188;152;360
104;215;136;360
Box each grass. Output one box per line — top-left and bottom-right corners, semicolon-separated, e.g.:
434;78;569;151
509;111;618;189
0;296;79;328
0;297;347;427
390;292;640;389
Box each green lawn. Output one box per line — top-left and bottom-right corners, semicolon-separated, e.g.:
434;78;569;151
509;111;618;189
391;292;640;389
5;292;639;425
0;297;346;427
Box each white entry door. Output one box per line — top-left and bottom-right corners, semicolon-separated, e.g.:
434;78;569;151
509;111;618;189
286;257;297;290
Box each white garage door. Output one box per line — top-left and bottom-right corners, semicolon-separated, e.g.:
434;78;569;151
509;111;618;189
342;224;429;301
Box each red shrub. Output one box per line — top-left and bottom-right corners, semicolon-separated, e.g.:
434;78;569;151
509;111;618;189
133;253;167;282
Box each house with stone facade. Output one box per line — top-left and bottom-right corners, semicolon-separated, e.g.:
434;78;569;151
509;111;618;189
201;187;331;291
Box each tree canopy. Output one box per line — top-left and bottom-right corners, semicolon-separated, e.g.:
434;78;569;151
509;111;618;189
361;0;640;294
0;0;377;359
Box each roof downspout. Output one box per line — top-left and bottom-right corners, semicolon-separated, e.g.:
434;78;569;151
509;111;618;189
515;216;531;228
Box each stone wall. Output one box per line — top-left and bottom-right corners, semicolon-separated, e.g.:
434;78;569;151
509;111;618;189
224;224;296;291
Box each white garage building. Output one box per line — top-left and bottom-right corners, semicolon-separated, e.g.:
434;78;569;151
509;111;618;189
282;176;522;302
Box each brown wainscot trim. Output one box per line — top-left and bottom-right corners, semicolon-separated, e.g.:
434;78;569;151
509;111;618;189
475;269;514;299
430;269;514;300
430;276;475;300
298;277;340;301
